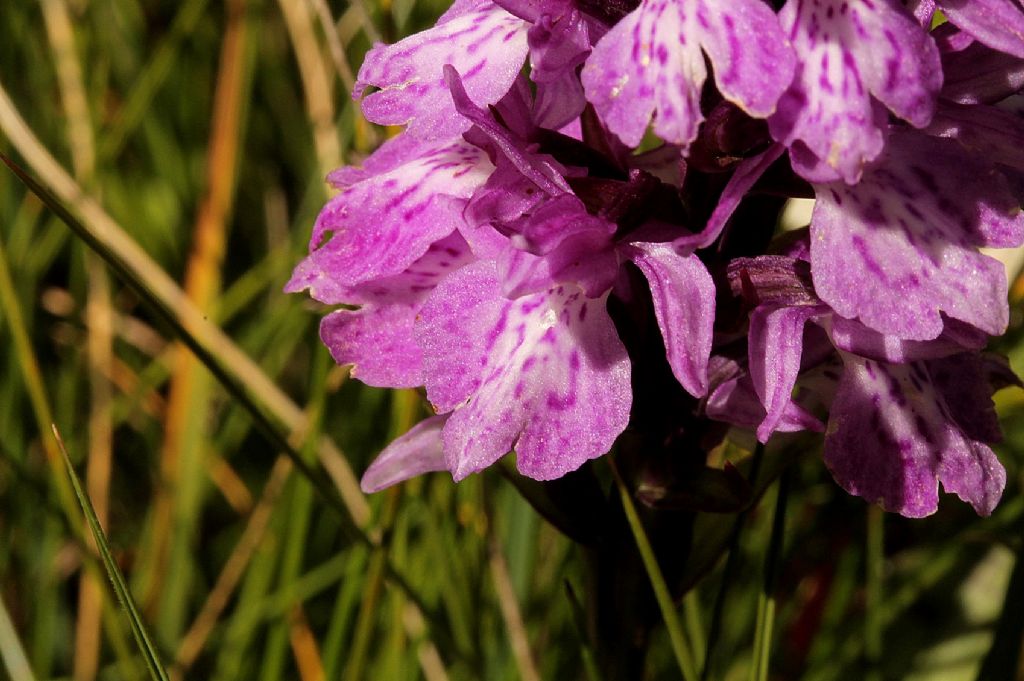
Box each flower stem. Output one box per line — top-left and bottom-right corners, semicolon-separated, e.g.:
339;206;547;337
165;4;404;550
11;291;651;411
749;468;790;681
609;458;698;681
702;443;765;681
865;504;884;681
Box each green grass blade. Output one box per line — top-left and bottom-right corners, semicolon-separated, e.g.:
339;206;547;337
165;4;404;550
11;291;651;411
975;542;1024;680
748;471;789;681
0;590;37;681
51;425;170;681
610;458;698;681
865;505;884;681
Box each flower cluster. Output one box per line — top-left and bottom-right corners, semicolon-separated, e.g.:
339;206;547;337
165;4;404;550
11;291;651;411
288;0;1024;517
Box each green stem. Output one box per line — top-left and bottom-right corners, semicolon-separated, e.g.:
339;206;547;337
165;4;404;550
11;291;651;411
749;469;789;681
702;443;765;681
609;458;698;681
865;505;884;681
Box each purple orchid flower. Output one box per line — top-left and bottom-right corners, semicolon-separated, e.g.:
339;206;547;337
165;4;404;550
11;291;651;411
291;0;1024;519
726;251;1016;518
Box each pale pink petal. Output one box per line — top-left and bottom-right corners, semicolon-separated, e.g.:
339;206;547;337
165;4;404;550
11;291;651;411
828;315;986;364
581;0;794;149
627;242;714;397
939;0;1024;59
361;415;450;493
286;140;492;294
748;305;822;442
315;234;475;387
810;132;1024;340
769;0;941;183
417;262;631;481
356;1;529;139
824;354;1005;517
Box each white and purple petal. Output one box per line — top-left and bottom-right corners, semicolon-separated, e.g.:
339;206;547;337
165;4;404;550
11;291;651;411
824;354;1005;517
938;0;1024;59
769;0;941;183
581;0;794;149
748;304;823;442
827;315;987;364
313;233;475;387
810;131;1024;340
417;261;631;481
355;0;528;139
627;242;715;397
287;140;493;294
360;415;450;493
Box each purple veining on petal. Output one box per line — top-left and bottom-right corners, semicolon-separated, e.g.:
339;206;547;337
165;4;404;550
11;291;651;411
417;261;631;481
926;101;1024;171
810;130;1024;340
313;233;475;387
361;414;450;493
749;304;823;442
937;26;1024;104
675;144;785;252
286;140;493;294
705;357;823;434
355;0;529;140
824;354;1005;517
581;0;795;149
938;0;1024;59
827;314;986;364
627;242;715;397
769;0;941;183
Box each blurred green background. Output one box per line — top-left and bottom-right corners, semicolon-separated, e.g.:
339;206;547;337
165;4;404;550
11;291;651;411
0;1;1023;679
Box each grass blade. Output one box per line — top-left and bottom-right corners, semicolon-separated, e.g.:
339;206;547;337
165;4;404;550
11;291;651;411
749;470;790;681
51;425;170;681
0;590;36;681
865;504;884;681
609;458;698;681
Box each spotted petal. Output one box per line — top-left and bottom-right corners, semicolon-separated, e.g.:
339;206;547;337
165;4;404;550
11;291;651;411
939;0;1024;59
287;140;493;294
417;261;631;480
627;242;715;397
356;0;528;140
824;354;1005;517
810;131;1024;340
769;0;941;183
315;233;475;387
581;0;795;149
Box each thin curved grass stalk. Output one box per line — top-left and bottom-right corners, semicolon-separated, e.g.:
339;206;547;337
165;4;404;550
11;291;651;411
0;590;36;681
52;426;171;681
749;470;790;681
39;2;113;677
0;77;370;526
865;504;884;681
0;147;448;648
609;457;699;681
